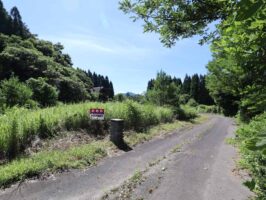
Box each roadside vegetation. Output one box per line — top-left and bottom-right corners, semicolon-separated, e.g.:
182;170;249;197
0;141;107;187
0;101;173;161
235;113;266;199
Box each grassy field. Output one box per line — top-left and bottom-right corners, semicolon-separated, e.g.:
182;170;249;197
0;116;207;188
0;101;173;160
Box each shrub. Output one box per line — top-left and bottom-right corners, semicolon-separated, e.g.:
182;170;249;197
175;106;198;120
58;78;89;103
0;77;33;107
179;94;190;104
125;101;143;131
27;78;58;107
114;93;126;102
187;98;198;107
236;113;266;199
197;105;219;113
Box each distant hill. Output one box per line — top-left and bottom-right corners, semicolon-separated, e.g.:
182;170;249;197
124;92;138;97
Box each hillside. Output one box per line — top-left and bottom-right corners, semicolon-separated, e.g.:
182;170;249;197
0;0;114;108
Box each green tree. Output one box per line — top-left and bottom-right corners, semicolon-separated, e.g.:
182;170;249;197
190;74;200;102
147;70;179;106
0;76;33;107
147;79;154;90
207;5;266;119
0;0;11;35
58;78;89;103
27;78;58;107
109;81;114;99
10;6;31;38
181;75;191;95
198;75;214;105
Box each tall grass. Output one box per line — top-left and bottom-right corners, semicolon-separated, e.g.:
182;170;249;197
0;101;173;159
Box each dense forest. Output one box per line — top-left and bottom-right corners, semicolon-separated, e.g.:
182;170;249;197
0;0;114;111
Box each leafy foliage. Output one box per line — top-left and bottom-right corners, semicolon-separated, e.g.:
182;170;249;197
0;76;33;108
207;2;266;120
119;0;233;47
146;70;179;106
236;113;266;198
27;78;58;107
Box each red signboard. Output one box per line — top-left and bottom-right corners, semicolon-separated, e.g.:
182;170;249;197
89;108;105;120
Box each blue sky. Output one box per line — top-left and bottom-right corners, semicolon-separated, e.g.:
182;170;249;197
3;0;213;94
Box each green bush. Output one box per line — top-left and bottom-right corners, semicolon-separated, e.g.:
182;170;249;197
179;94;190;104
114;93;127;102
27;78;58;107
58;78;89;103
175;105;198;120
236;112;266;199
0;77;33;107
187;98;198;107
197;104;219;113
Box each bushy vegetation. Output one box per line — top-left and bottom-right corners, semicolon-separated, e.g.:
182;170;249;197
0;101;173;160
196;104;219;114
175;105;198;121
146;71;180;107
0;76;33;108
236;113;266;199
27;77;58;107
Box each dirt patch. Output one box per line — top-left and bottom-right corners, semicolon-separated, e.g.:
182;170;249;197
25;131;98;155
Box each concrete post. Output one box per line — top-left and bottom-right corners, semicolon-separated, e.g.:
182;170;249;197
110;119;124;146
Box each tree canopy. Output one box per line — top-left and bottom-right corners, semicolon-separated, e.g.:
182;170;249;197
147;73;214;106
119;0;235;47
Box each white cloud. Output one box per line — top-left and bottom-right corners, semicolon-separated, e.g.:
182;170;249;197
42;32;153;57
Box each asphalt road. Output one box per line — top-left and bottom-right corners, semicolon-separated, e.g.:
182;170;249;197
0;115;253;200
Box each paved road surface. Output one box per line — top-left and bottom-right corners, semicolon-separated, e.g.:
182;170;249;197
0;115;253;200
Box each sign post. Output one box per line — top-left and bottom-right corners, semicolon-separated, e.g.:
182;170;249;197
89;108;105;120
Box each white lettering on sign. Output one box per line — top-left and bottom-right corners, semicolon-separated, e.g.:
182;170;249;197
89;108;105;120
